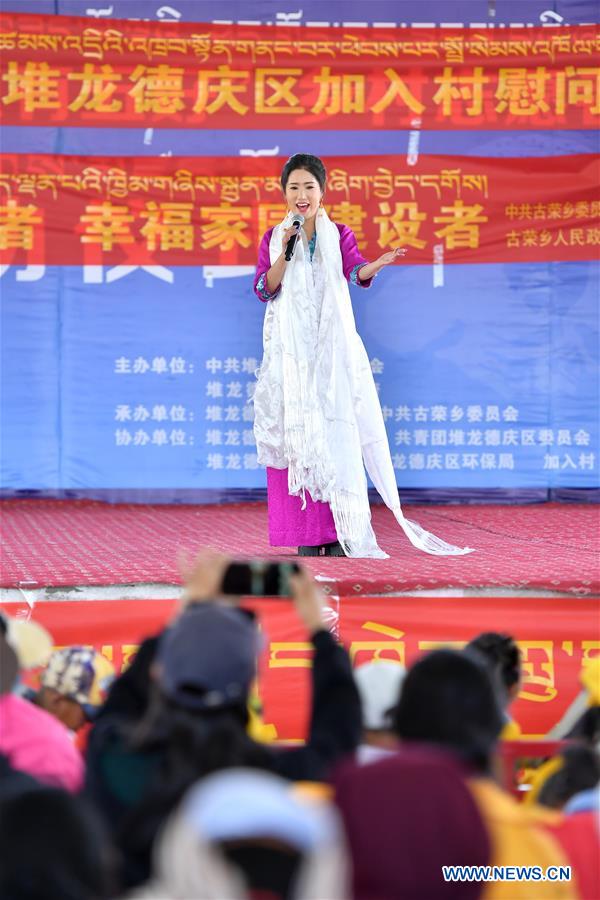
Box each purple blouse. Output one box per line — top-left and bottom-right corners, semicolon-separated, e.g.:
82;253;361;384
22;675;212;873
253;223;374;302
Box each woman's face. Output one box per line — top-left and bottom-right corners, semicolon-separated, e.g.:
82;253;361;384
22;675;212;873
283;168;323;223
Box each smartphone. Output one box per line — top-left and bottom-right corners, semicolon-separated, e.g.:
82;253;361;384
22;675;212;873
221;561;300;596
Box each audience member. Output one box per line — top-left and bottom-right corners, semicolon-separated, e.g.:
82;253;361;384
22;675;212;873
0;786;115;900
124;767;348;899
335;747;490;899
548;656;600;740
85;551;361;889
28;646;115;734
93;630;160;724
526;746;600;900
392;648;504;773
0;619;84;792
3;559;592;900
535;745;600;811
544;803;600;900
0;610;53;670
522;677;600;899
465;631;522;738
353;660;404;763
392;649;577;899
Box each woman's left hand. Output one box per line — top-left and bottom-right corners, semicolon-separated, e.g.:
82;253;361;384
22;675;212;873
376;247;408;267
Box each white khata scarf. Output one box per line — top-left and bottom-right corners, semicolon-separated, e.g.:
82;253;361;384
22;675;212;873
253;208;474;558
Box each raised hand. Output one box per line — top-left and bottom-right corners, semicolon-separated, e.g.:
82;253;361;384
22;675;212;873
178;547;231;606
376;247;408;267
289;565;326;633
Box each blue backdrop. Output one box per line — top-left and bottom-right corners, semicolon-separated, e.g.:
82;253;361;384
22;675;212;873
1;0;598;494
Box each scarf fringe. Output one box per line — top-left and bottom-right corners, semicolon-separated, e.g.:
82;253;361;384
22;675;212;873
393;508;474;556
330;490;389;559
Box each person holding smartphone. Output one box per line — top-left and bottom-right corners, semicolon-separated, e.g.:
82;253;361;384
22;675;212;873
85;549;361;890
253;153;472;560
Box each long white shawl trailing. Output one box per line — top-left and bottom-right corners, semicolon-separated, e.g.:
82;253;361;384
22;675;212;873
253;209;474;559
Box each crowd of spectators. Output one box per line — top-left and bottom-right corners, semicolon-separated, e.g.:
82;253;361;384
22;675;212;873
0;549;598;900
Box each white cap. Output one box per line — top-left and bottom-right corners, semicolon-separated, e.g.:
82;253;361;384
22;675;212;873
0;613;53;670
354;661;406;731
182;768;339;852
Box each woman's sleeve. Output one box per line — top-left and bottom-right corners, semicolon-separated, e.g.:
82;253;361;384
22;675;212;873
338;224;375;289
253;228;281;302
267;629;362;782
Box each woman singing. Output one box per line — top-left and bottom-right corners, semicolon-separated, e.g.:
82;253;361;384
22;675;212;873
253;153;472;559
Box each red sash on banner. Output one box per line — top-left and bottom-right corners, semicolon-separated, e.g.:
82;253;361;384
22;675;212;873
1;14;598;130
0;153;598;267
2;594;596;740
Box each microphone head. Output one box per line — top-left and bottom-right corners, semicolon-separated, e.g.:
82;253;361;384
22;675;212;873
291;213;305;228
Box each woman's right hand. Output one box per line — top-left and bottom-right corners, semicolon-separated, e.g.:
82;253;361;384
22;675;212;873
289;565;326;633
281;223;301;256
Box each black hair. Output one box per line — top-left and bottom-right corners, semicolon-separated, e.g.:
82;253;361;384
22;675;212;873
0;787;114;900
537;745;600;810
129;683;270;788
392;649;504;774
280;154;327;192
116;688;271;888
565;705;600;745
95;634;159;724
222;843;303;899
465;632;521;694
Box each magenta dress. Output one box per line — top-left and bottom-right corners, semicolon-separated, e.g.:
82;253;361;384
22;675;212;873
254;223;374;548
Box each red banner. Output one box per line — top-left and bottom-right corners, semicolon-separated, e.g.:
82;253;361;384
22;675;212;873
2;594;597;741
1;153;598;267
338;596;599;739
0;14;598;130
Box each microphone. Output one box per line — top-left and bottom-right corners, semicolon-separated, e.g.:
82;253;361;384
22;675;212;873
284;213;305;261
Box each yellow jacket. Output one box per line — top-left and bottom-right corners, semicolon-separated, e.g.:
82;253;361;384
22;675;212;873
468;778;579;900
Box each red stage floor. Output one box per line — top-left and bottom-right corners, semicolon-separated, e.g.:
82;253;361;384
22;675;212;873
1;499;598;595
